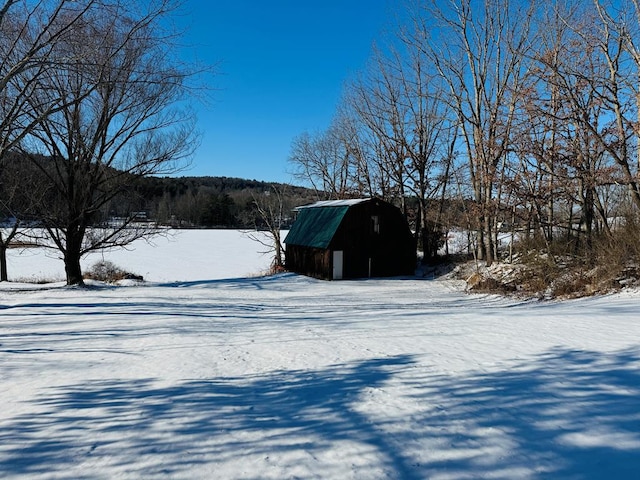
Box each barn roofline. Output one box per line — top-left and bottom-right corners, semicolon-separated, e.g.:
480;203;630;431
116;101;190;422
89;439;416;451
293;198;371;211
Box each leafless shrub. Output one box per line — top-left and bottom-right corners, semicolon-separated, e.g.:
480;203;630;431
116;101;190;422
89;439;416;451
85;261;143;283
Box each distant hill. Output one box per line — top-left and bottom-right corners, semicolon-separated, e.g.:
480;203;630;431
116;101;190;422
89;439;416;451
133;175;319;228
0;153;319;229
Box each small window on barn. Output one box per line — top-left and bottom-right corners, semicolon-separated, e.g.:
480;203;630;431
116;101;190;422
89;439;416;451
371;215;380;234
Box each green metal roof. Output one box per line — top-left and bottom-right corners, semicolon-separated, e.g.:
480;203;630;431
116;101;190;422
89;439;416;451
284;205;349;248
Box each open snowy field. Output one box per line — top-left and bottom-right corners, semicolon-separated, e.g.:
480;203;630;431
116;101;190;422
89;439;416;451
3;229;275;283
1;230;640;479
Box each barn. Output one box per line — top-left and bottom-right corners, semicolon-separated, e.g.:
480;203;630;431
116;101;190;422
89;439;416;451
284;198;416;280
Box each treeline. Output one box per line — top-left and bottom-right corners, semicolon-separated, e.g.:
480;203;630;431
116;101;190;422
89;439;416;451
289;0;640;271
0;160;319;229
131;176;318;228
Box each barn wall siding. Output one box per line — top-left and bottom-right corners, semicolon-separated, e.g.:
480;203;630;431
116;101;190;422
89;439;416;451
285;245;331;280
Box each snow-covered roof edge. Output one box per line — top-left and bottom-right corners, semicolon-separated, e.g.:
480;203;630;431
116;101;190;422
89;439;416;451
294;198;371;210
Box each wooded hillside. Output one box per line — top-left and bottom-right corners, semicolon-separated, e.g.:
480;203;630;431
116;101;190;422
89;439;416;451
131;176;318;229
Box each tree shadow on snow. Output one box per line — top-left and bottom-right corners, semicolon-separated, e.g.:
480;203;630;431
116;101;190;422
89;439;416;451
406;346;640;479
1;348;640;478
158;272;308;290
0;355;421;479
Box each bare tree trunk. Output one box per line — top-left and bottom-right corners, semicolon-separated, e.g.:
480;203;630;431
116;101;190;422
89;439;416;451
64;251;84;286
62;223;85;285
0;244;7;282
483;207;495;266
0;217;22;282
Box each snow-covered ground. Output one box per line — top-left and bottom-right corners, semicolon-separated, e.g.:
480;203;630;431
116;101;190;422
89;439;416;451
1;230;639;479
4;229;274;283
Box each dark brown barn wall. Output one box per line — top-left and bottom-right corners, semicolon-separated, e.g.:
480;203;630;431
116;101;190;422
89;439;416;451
285;245;331;280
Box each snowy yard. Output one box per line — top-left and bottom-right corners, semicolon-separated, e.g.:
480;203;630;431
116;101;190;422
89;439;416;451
1;230;639;479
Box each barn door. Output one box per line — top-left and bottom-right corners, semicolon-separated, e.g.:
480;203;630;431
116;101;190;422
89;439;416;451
332;250;343;280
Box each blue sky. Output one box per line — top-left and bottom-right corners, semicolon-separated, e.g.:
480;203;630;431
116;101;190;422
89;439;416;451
179;1;395;183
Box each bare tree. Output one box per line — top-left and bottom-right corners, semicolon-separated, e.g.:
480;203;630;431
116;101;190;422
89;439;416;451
0;0;98;281
507;1;579;247
22;0;200;285
0;156;51;281
289;123;357;200
581;0;640;211
428;0;534;265
346;52;412;212
343;34;457;260
330;105;380;198
1;0;95;150
513;1;626;249
391;22;458;260
246;186;290;273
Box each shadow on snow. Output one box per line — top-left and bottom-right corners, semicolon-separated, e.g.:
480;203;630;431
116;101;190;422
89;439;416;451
0;355;419;479
1;348;639;478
